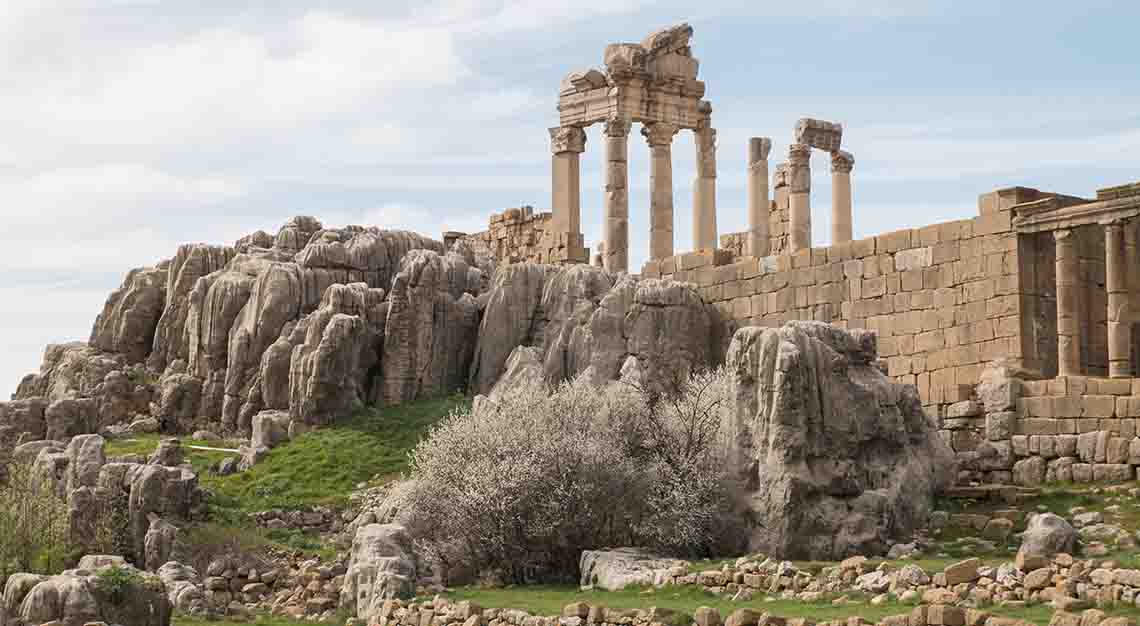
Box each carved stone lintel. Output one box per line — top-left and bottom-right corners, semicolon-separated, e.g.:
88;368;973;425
831;150;855;174
695;127;717;178
603;116;632;138
549;126;587;154
795;118;843;152
642;122;680;147
749;137;772;167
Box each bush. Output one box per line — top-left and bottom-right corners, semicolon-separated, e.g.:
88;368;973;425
0;460;131;578
0;461;74;578
395;369;744;584
94;564;144;605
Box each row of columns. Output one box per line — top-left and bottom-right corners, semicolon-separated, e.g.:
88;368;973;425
1054;221;1137;378
554;124;856;270
554;118;719;274
745;142;856;255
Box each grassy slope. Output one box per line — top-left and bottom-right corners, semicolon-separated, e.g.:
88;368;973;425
110;396;466;562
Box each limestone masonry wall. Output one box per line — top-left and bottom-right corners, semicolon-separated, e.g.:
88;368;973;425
646;188;1026;417
457;206;589;266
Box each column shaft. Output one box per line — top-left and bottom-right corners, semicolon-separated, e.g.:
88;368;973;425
692;127;718;251
644;123;678;260
830;150;854;244
1055;228;1081;376
549;127;586;235
603;117;631;273
1106;221;1131;378
747;138;771;257
787;143;812;252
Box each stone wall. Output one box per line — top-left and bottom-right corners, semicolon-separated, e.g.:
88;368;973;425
720;197;791;258
647;188;1030;422
456;206;589;266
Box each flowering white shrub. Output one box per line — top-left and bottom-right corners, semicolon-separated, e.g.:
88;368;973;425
395;368;744;583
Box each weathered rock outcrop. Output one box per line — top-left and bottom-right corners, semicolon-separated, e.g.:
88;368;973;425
1;559;171;626
381;250;480;404
155;561;205;613
90;264;168;364
726;321;955;560
289;283;386;425
340;524;418;624
470;264;712;394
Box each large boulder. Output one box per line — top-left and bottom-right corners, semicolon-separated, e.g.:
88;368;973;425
5;560;171;626
155;561;205;613
579;548;688;591
726;321;955;560
340;524;418;624
1016;513;1076;570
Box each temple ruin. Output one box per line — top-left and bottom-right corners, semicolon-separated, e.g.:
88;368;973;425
449;23;1140;486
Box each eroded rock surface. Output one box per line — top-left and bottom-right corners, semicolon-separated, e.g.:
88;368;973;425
726;321;955;560
340;524;418;624
470;263;712;394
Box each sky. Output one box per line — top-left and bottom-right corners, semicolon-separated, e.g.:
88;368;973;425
2;0;1138;398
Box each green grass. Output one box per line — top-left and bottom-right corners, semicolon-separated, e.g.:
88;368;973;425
202;394;467;513
444;584;1140;625
166;396;466;562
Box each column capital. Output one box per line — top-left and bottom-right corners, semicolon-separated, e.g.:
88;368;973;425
641;122;679;147
549;126;586;154
831;150;855;174
1053;227;1075;242
749;137;772;168
788;142;812;165
603;116;632;138
1101;218;1126;230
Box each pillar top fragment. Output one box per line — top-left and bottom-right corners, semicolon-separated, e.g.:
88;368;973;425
788;142;811;165
749;137;772;165
642;122;680;147
603;116;632;137
831;150;855;174
549;126;587;154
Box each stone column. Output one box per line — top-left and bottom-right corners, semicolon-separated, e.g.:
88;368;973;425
643;122;679;260
746;137;772;257
692;126;718;251
830;150;854;244
1055;228;1081;377
1105;220;1131;378
549;126;586;236
787;143;812;252
603;116;631;273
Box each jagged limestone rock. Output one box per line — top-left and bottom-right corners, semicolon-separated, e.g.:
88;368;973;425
340;524;418;624
7;560;171;626
289;284;386;425
90;264;169;364
381;250;480;404
726;321;955;560
470;263;711;394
